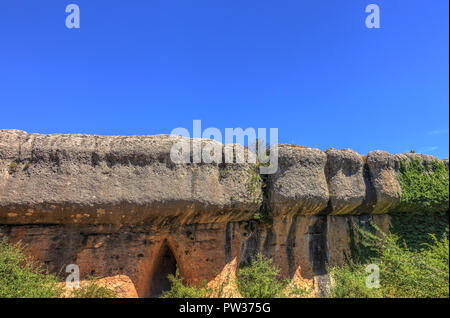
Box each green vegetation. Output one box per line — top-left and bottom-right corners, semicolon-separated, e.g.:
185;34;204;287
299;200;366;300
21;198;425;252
330;225;449;298
0;236;62;298
0;235;116;298
390;211;448;251
8;162;17;174
161;269;211;298
395;158;449;213
388;157;449;250
248;165;263;205
163;253;312;298
236;253;285;298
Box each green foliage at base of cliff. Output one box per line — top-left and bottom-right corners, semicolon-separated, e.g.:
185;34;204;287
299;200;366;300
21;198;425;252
163;253;313;298
0;236;62;298
387;157;450;250
236;253;285;298
347;218;378;264
395;158;449;213
390;210;449;251
330;227;449;298
0;235;116;298
161;269;211;298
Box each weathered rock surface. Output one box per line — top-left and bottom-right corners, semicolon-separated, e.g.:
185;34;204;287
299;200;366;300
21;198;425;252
268;145;329;217
61;275;138;298
0;130;261;225
324;148;368;215
365;151;402;214
0;130;448;297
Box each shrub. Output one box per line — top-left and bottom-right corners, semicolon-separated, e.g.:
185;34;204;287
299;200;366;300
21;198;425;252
329;263;383;298
161;269;211;298
330;226;449;298
0;234;116;298
389;210;448;251
0;236;63;298
236;253;285;298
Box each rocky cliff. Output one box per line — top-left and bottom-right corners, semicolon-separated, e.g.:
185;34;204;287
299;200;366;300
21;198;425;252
0;130;448;297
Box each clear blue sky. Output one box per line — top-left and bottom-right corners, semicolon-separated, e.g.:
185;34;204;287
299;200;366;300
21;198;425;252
1;1;448;158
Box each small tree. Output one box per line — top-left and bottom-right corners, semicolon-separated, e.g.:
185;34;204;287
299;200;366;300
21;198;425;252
161;269;211;298
237;253;285;298
0;236;62;298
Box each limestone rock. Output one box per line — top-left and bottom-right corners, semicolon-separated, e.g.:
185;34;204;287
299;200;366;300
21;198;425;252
268;145;329;216
365;151;402;214
95;275;139;298
324;148;367;215
0;130;261;225
61;275;138;298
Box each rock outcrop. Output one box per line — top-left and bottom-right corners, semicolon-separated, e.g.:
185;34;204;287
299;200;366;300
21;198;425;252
0;130;448;297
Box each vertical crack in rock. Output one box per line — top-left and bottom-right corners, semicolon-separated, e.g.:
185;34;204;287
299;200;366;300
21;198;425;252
353;161;378;214
262;227;276;258
308;216;330;297
286;215;298;278
225;222;232;263
240;222;260;265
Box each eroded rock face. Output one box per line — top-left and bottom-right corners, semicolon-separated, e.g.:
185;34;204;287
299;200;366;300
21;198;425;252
60;275;138;298
324;149;368;215
0;130;261;225
0;130;447;297
365;151;402;214
268;145;329;217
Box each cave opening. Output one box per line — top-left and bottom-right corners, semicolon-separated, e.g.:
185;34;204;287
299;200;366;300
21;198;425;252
147;242;177;298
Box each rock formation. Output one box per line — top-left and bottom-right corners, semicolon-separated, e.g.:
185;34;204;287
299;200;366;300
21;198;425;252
0;130;448;297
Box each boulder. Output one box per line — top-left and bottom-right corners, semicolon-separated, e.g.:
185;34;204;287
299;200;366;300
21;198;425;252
365;151;402;214
268;145;329;216
324;148;367;215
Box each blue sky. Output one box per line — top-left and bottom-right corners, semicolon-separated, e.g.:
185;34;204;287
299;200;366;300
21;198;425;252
0;1;448;158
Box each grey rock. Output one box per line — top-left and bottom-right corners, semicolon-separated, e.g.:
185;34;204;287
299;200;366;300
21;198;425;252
0;130;262;225
325;148;367;215
268;145;329;217
365;150;402;214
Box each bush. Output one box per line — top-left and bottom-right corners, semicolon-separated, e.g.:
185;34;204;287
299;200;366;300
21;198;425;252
163;254;313;298
161;269;211;298
330;227;449;298
329;263;383;298
0;235;116;298
0;236;63;298
236;253;285;298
